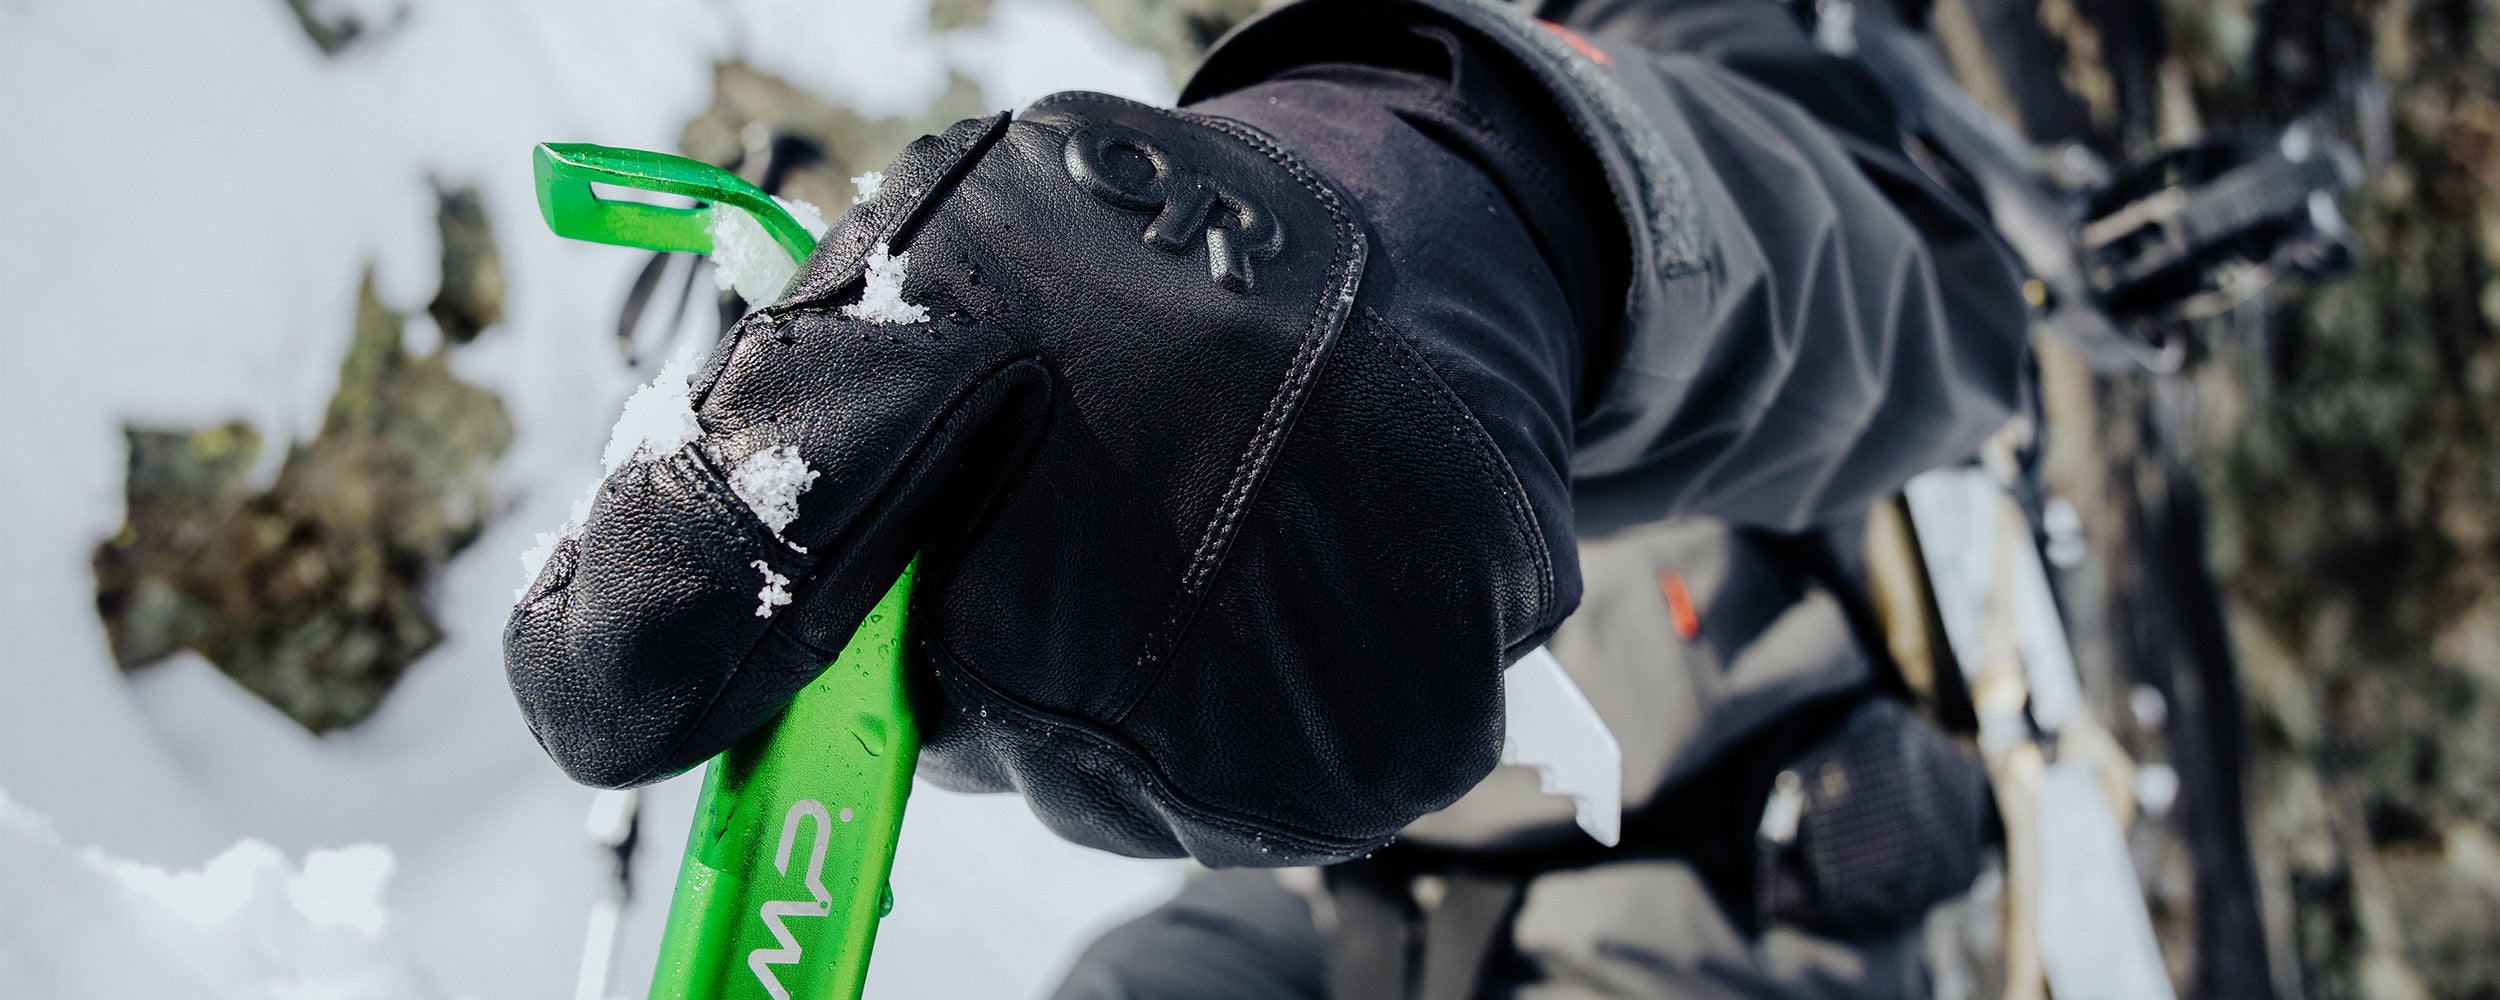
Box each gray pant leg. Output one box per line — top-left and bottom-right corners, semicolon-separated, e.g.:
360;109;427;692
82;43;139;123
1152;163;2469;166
1054;861;1928;1000
1051;868;1326;1000
1511;861;1930;1000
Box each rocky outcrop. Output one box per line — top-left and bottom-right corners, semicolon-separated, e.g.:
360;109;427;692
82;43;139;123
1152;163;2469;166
92;190;513;734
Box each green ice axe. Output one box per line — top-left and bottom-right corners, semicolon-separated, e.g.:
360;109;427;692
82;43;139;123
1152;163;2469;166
534;141;917;1000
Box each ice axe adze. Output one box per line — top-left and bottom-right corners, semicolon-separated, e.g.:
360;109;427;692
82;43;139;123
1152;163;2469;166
534;141;917;1000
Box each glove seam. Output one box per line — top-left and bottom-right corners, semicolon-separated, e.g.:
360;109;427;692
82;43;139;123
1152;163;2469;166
1048;307;1553;852
1353;304;1557;647
762;112;1015;324
1031;94;1372;728
583;445;825;788
624;348;1040;786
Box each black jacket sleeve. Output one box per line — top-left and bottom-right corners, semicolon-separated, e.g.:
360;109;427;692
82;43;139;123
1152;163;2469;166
1189;0;2030;536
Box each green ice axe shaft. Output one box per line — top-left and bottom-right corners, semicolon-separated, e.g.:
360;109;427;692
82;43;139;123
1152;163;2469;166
647;563;919;1000
533;141;915;1000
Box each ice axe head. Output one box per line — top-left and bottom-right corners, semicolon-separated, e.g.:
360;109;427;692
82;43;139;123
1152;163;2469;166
532;142;817;263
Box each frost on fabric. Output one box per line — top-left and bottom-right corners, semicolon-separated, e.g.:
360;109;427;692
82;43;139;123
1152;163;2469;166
752;560;793;618
728;444;819;542
851;170;885;204
842;242;929;324
515;356;703;600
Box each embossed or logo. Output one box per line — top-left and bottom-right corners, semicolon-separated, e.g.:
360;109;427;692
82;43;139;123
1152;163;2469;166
748;799;836;1000
1065;120;1282;294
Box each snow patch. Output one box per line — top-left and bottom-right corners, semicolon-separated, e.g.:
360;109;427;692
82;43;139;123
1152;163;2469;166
781;196;830;239
708;207;798;309
600;355;703;475
0;787;437;999
728;445;819;541
101;835;397;939
514;530;566;600
751;560;793;618
709;197;827;309
0;0;1193;995
516;357;705;599
851;170;885;204
842;242;929;325
287;845;398;935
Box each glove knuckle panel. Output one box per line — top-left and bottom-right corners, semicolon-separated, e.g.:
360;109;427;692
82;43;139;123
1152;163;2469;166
1106;310;1560;855
913;96;1576;866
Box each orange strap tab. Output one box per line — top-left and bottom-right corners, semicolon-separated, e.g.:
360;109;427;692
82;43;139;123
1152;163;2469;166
1537;21;1613;65
1656;569;1700;641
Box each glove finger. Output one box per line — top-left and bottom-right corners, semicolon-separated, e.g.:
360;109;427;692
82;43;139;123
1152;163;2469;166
507;115;1046;788
505;308;1046;788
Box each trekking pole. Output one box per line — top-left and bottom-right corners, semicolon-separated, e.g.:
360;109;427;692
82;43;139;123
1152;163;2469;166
533;141;919;1000
1903;461;2173;1000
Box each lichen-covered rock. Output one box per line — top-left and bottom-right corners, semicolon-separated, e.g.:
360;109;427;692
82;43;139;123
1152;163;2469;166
92;273;513;733
927;0;994;32
426;186;503;344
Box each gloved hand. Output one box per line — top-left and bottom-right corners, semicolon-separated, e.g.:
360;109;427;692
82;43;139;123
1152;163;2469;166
506;87;1587;867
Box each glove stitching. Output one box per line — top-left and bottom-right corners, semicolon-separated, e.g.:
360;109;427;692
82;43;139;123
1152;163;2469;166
1076;310;1551;850
625;348;1035;786
1155;112;1358;665
1036;95;1369;728
585;446;822;787
1354;305;1557;646
765;112;1015;321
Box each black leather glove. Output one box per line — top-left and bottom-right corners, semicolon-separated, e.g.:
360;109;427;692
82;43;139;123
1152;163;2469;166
507;81;1591;866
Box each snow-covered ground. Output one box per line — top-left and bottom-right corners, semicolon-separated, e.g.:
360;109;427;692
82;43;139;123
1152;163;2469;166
0;1;1184;996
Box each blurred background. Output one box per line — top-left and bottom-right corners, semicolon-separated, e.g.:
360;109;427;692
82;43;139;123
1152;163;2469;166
0;0;2494;998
